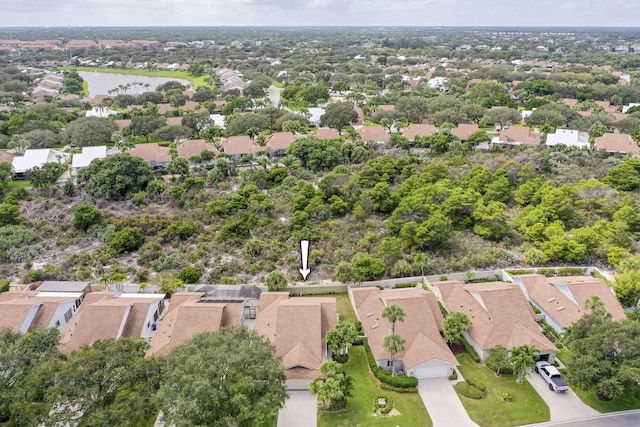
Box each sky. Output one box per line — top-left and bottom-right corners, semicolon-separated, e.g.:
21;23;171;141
1;0;640;27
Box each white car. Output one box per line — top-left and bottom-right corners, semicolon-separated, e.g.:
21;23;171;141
535;361;569;392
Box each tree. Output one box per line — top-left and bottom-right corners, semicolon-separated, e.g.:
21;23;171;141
130;115;167;142
78;153;155;201
41;338;160;427
0;162;11;200
509;345;538;384
325;321;358;359
106;226;145;254
61;117;118;147
351;253;386;281
287;137;342;172
485;345;510;375
442;311;471;346
382;303;406;334
0;203;21;227
24;163;66;189
21;129;60;149
396;97;428;123
73;203;105;232
320;101;358;135
7;134;30;155
187;63;205;77
159;327;287;427
152;125;192;142
383;333;406;377
483;108;520;130
265;270;287;291
309;360;353;411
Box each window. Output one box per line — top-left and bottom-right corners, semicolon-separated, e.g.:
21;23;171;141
64;309;73;322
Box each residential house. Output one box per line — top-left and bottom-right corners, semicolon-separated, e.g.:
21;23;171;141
350;287;458;378
12;149;70;176
129;143;172;168
86;106;117;118
176;139;219;161
166;117;183;126
209;113;226;129
353;106;364;125
114;119;132;131
545;129;590;149
222;135;263;160
307;107;326;127
451;123;480;141
593;133;640;155
357;126;389;144
311;128;340;139
403;123;437;141
27;281;91;296
147;292;254;357
255;292;337;379
71;146;119;175
0;290;86;333
595;101;618;113
431;280;558;362
562;98;580;107
0;150;14;164
511;274;627;333
60;292;166;352
492;126;541;147
265;132;296;158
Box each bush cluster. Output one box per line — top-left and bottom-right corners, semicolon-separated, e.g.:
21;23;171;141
363;341;418;389
455;381;486;399
394;282;418;289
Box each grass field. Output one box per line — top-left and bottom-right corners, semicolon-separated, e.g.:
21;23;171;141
455;354;550;427
318;346;432;427
56;66;213;89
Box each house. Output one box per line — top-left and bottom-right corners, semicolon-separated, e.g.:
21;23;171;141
451;123;479;141
593;133;640;155
351;287;457;378
357;126;389;144
60;292;166;352
166;117;183;126
307;107;326;127
71;146;119;174
11;149;70;175
310;128;340;139
265;132;296;158
431;280;558;362
113;119;132;131
209;113;226;129
545;129;590;149
595;100;618;113
0;150;14;164
27;281;91;296
147;292;255;357
255;292;337;379
222;135;263;159
562;98;580;107
353;106;364;125
176;139;219;160
129;143;172;167
403;123;437;140
85;106;117;118
493;126;541;146
511;275;627;333
0;290;85;333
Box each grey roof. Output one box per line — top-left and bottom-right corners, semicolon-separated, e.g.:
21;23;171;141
35;281;91;293
187;284;264;299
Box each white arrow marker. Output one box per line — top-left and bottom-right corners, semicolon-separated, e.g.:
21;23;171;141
299;240;311;281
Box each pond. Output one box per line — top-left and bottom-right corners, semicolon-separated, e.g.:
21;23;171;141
78;71;190;98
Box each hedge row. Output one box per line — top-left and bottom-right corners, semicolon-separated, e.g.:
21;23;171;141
380;382;417;393
455;381;486;399
363;341;419;389
465;376;487;392
505;269;534;276
460;335;481;363
395;282;418;289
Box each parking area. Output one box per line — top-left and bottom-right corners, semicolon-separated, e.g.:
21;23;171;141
418;378;478;427
526;371;599;421
277;390;317;427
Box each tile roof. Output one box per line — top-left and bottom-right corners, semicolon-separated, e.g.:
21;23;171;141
176;139;220;159
129;143;172;163
222;135;263;156
593;133;640;155
451;123;479;140
357;126;389;143
310;128;340;139
516;274;627;328
497;126;541;146
433;280;557;354
352;287;457;369
0;291;79;332
265;132;296;151
403;123;437;140
114;119;132;131
0;151;14;164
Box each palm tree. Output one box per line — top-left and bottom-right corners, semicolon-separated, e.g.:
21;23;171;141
382;303;406;334
279;155;300;175
383;333;406;377
412;253;428;276
509;345;538;384
442;312;472;346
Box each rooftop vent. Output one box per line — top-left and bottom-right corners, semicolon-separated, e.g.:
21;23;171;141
557;306;565;311
371;324;380;329
367;312;374;317
547;298;556;303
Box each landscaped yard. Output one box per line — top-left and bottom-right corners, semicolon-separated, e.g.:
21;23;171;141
294;292;357;323
318;346;432;427
455;354;550;427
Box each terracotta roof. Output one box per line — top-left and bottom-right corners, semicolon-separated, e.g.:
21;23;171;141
255;293;337;379
0;151;14;163
451;123;479;140
357;126;389;143
354;106;364;124
157;104;174;114
176;139;219;159
147;293;244;356
265;132;296;151
310;128;340;139
352;287;457;369
593;133;640;155
222;135;263;156
403;123;437;140
377;104;395;112
129;143;172;163
563;98;580;107
0;291;78;332
166;117;183;126
60;292;165;352
432;280;557;354
497;126;541;146
596;100;618;113
114;119;132;131
516;275;626;328
90;95;109;105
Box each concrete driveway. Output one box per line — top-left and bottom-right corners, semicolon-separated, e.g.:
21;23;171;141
418;378;478;427
277;390;317;427
526;371;599;421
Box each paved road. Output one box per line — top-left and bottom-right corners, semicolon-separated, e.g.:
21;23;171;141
277;390;317;427
418;378;478;427
526;371;599;421
522;410;640;427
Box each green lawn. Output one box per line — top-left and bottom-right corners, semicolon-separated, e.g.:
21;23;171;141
455;354;550;427
56;66;213;89
318;346;432;427
271;80;284;88
8;180;31;189
293;292;357;323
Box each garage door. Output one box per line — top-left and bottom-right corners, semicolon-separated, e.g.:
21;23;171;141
413;365;450;379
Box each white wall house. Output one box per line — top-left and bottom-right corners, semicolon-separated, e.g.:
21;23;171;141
546;129;589;149
12;149;70;175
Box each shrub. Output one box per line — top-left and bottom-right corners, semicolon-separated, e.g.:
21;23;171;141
73;204;105;232
505;269;534;276
448;370;458;380
465;376;487;392
502;392;513;402
460;335;481;362
0;279;10;293
161;220;197;242
395;282;418;289
440;275;448;281
106;227;145;254
378;399;393;414
557;267;587;276
455;381;486;399
265;270;288;291
537;268;556;277
363;341;418;389
380;383;417;393
175;266;203;284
